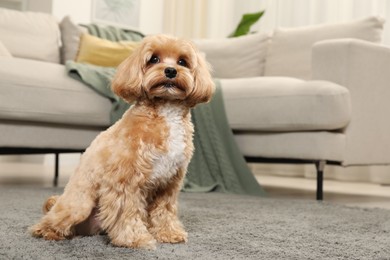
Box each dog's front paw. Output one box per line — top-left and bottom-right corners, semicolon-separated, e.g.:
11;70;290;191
111;232;157;250
29;223;66;241
152;226;188;244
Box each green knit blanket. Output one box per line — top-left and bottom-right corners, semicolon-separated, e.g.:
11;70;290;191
66;25;265;197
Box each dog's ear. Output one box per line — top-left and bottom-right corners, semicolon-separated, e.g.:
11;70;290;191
186;49;215;107
111;45;144;103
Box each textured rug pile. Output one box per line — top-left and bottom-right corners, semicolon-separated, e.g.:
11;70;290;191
1;186;389;259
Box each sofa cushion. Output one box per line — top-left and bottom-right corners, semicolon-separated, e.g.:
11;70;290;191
0;40;12;57
60;15;88;64
0;57;111;127
0;8;61;63
234;131;346;162
264;16;385;80
220;77;351;132
193;32;269;78
76;33;139;67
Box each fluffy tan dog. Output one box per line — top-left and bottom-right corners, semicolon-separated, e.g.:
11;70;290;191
30;34;215;249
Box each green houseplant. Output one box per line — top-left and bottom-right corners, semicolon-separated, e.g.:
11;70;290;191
229;10;265;37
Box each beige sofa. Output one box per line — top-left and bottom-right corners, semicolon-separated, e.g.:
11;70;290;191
0;8;388;199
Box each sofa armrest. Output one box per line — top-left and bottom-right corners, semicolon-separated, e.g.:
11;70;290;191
312;39;390;166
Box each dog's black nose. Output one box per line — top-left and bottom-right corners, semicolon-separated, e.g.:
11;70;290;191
164;67;177;79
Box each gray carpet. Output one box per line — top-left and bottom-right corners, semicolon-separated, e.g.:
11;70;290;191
1;186;390;260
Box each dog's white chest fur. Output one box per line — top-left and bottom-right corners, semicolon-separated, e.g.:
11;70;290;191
151;104;188;181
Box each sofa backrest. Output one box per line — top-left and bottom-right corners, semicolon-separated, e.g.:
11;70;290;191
0;8;61;63
194;16;384;81
264;16;385;80
193;32;270;79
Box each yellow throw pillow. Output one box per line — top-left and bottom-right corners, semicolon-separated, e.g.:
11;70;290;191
76;33;139;67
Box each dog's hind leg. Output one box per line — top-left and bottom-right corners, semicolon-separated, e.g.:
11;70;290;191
30;187;96;240
42;195;59;214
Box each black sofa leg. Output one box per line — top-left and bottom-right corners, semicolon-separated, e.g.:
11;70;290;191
54;153;59;187
315;160;326;201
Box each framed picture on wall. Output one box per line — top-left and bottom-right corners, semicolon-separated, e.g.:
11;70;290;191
91;0;140;29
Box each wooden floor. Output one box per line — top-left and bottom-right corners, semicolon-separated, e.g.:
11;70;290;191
1;159;390;209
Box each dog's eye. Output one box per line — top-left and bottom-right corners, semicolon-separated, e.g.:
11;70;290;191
177;59;187;67
149;55;160;64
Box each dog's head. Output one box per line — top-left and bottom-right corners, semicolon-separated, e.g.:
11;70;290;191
111;34;215;107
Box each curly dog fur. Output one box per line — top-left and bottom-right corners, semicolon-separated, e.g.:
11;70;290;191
30;34;215;249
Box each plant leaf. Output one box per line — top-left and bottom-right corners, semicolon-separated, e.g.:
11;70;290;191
229;10;265;37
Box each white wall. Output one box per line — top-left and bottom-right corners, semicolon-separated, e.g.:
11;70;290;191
138;0;164;35
52;0;92;24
